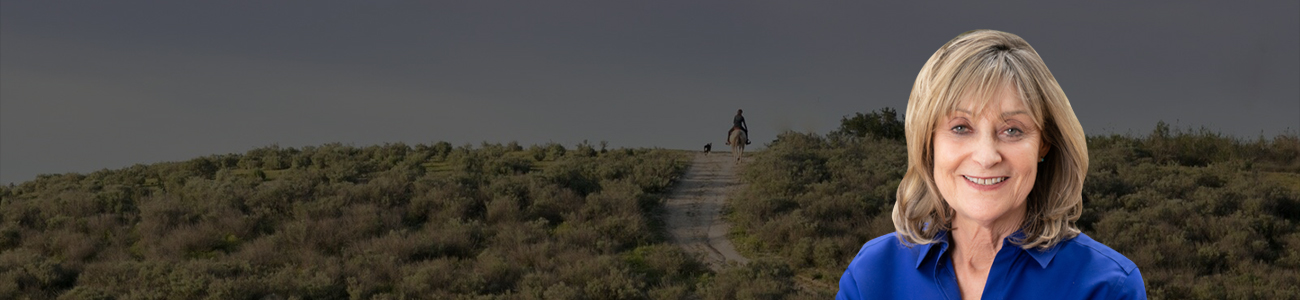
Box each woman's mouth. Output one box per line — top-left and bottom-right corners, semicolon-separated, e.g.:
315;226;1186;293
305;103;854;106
963;175;1007;186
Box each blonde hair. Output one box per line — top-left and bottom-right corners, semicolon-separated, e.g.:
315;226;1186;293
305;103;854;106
891;30;1089;250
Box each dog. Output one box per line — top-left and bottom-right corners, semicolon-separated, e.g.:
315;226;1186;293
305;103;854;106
703;143;712;154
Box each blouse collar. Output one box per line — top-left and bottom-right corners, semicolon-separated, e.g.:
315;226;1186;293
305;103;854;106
913;229;1066;269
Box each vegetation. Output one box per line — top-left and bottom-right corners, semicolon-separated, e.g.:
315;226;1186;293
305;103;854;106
727;117;1300;299
0;141;717;299
832;108;905;142
3;109;1295;299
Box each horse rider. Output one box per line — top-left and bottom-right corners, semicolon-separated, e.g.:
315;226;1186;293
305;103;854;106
726;109;750;145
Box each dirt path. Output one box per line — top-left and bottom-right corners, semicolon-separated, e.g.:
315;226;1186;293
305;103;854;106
664;152;750;271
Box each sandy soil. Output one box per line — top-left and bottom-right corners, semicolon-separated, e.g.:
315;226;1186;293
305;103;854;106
664;152;751;271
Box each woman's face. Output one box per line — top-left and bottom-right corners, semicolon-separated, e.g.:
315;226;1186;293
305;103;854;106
932;84;1049;227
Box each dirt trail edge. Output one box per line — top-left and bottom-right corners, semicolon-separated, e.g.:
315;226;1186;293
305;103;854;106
664;153;751;271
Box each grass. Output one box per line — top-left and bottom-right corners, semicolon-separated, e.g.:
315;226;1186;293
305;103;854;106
1263;172;1300;193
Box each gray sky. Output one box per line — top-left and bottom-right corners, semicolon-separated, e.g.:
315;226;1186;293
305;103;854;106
2;1;1298;184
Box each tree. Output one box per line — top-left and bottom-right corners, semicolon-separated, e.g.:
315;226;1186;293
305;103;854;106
835;107;904;141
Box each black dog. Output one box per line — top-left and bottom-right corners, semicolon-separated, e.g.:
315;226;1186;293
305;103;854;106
703;143;712;154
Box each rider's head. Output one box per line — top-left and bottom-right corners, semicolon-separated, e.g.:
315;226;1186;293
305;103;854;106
737;109;743;115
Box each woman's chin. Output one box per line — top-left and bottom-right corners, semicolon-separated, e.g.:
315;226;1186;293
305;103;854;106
952;202;1022;226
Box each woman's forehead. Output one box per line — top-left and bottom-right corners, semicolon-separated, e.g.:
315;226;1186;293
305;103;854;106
945;83;1030;118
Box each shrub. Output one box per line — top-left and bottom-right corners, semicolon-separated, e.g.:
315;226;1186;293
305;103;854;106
832;107;904;141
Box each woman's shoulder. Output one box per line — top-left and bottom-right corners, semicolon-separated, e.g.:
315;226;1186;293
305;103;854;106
1057;233;1138;274
846;232;934;270
1047;233;1146;299
838;232;950;299
851;232;906;258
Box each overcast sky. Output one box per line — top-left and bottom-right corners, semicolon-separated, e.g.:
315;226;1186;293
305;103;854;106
2;1;1297;184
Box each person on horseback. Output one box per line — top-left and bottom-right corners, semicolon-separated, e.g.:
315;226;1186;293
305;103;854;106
726;109;750;145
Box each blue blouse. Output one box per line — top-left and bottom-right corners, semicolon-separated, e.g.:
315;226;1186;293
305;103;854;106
836;231;1146;300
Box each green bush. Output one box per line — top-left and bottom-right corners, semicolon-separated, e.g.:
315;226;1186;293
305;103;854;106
832;107;905;141
5;121;1291;299
0;142;698;299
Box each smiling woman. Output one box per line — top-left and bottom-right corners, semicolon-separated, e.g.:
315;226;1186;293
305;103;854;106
932;84;1048;251
836;30;1145;299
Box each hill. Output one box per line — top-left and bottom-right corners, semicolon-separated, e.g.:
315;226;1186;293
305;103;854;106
4;121;1297;299
725;122;1300;299
1;141;720;299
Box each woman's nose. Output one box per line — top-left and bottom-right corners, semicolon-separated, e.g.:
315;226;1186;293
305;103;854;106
972;134;1002;168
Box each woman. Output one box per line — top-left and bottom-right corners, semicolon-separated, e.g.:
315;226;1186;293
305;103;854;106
836;30;1145;299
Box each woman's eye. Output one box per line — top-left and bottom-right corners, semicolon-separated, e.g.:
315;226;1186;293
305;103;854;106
951;125;970;133
1003;128;1022;136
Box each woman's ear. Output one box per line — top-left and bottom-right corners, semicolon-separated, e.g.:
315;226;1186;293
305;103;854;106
1039;141;1051;161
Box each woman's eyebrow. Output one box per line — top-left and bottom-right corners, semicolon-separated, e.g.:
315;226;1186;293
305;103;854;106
952;109;1027;118
1001;111;1028;118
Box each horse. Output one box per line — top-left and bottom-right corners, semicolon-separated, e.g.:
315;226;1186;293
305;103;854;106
728;128;747;162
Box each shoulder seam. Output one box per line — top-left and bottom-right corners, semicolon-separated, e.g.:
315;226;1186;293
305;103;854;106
1074;239;1137;274
860;232;896;249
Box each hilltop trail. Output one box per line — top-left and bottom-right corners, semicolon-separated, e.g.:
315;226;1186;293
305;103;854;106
664;152;750;271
